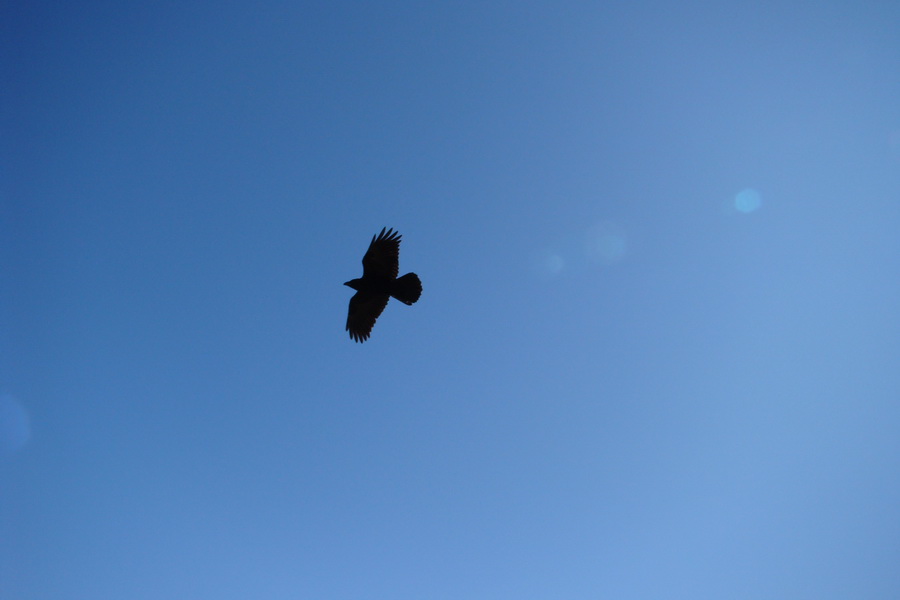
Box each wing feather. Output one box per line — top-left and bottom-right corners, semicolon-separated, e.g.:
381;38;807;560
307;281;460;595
361;227;401;280
346;291;390;343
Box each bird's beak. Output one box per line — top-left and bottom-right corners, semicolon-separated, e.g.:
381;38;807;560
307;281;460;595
343;281;352;287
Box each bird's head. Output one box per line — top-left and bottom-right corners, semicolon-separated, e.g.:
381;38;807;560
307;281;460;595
344;279;361;291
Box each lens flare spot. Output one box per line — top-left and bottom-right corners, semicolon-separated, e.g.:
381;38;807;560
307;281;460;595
0;394;31;453
735;188;762;213
534;251;565;278
889;130;900;163
584;221;627;265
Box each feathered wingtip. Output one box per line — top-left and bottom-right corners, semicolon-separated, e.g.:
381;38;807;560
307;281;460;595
373;227;401;244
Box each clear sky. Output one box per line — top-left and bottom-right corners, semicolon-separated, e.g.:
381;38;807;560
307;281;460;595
3;2;900;598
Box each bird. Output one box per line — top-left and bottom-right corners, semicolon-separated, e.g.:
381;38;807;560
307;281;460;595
344;227;422;342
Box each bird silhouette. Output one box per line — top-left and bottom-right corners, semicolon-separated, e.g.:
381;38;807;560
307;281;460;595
344;227;422;342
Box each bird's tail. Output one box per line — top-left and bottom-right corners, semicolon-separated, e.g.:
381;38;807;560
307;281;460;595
392;273;422;305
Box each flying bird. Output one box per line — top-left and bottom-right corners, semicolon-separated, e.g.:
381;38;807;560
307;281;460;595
344;227;422;343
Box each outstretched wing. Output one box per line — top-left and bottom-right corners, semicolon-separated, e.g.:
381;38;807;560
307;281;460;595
346;291;390;343
361;227;401;280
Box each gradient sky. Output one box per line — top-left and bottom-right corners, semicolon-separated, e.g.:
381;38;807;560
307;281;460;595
3;2;900;598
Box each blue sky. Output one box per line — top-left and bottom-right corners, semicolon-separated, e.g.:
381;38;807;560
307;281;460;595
3;2;900;598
